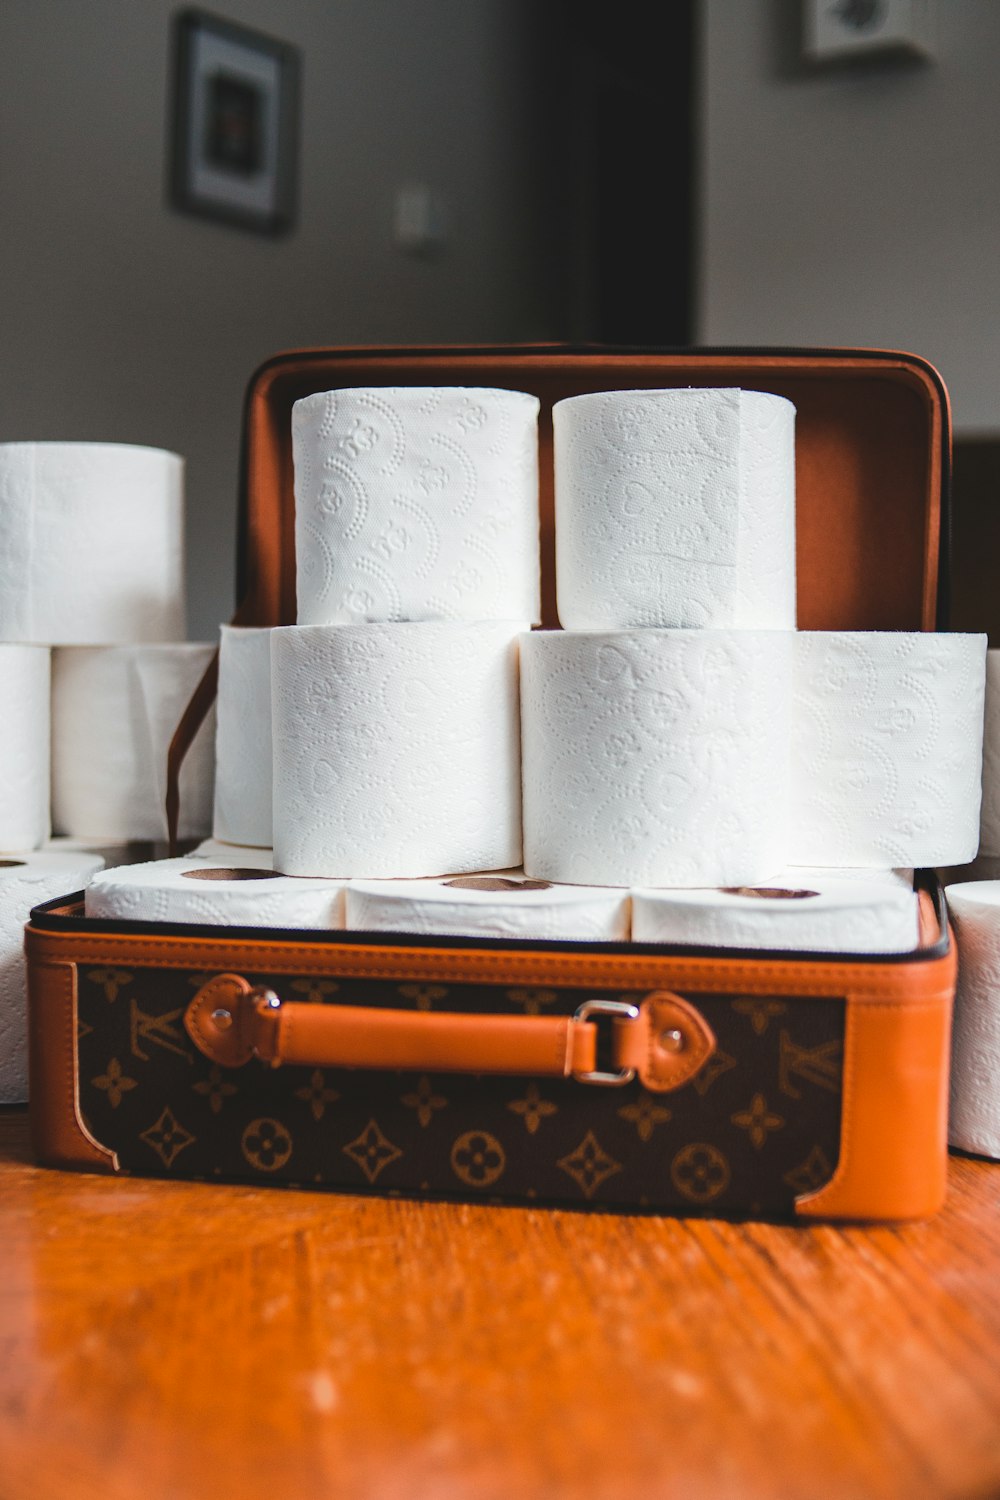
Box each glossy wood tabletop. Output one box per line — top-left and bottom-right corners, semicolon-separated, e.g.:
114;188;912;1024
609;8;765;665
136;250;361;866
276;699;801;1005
1;1108;999;1500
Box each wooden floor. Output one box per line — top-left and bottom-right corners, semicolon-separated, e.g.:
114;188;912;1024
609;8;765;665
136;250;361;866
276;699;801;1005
1;1110;999;1499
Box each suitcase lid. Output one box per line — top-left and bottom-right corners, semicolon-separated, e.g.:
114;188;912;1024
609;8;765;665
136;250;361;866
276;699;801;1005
234;343;950;632
167;344;950;844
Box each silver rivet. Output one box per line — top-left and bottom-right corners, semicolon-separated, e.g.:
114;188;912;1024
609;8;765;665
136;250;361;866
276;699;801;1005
211;1008;233;1030
251;986;282;1010
659;1028;684;1052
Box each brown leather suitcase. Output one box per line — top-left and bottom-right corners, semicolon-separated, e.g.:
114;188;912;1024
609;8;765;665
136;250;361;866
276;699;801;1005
26;345;958;1220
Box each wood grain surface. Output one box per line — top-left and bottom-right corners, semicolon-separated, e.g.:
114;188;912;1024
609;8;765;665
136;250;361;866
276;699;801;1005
1;1107;999;1500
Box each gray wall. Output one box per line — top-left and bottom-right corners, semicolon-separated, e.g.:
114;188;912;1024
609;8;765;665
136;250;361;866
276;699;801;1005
0;0;548;639
699;0;1000;435
9;0;997;640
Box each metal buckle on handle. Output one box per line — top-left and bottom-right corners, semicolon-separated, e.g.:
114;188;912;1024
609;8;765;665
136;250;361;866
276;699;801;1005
573;998;639;1086
249;986;282;1064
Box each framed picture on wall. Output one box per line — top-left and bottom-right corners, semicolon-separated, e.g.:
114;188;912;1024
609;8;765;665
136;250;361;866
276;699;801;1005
169;9;300;235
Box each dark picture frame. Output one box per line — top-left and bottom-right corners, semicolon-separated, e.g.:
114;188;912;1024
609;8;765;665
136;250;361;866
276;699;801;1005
169;8;300;235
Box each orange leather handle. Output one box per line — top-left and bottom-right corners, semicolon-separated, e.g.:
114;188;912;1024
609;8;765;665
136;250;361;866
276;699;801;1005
184;974;716;1093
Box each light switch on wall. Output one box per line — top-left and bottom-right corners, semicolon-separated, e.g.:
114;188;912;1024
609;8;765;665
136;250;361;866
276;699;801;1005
393;184;448;254
803;0;934;65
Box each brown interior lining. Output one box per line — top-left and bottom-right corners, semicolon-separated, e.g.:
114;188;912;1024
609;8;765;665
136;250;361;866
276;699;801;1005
242;351;943;633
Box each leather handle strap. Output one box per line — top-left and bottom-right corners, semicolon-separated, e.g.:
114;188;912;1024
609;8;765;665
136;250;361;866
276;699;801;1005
166;648;219;854
261;999;598;1078
165;593;265;854
184;974;716;1093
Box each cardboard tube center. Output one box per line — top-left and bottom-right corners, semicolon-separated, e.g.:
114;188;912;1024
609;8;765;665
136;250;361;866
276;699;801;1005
444;876;552;893
720;887;819;901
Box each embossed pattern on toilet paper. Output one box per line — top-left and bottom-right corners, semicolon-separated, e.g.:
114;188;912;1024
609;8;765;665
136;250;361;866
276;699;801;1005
86;857;346;928
293;387;540;625
945;882;1000;1158
346;873;630;940
520;630;791;887
0;444;184;644
272;621;524;878
791;632;986;867
0;850;105;1101
631;874;919;953
553;389;795;630
213;626;273;847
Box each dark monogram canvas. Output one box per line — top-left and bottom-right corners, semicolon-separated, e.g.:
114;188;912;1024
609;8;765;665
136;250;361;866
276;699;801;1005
76;965;845;1217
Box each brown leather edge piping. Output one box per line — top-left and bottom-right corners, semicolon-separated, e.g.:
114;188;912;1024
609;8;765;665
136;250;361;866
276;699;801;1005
25;914;954;999
795;956;955;1222
28;959;118;1173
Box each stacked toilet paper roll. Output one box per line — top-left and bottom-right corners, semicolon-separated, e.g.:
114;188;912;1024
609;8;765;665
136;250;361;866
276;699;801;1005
292;386;540;625
346;872;630;941
271;620;524;878
520;629;790;887
791;632;986;867
632;871;919;953
86;857;346;928
1;849;105;1101
213;625;272;848
0;443;184;643
51;645;216;841
553;388;795;630
0;645;51;850
944;882;1000;1158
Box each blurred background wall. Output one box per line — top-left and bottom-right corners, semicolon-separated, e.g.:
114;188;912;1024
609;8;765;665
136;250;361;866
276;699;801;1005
0;0;997;637
0;0;551;637
699;0;1000;635
701;0;1000;432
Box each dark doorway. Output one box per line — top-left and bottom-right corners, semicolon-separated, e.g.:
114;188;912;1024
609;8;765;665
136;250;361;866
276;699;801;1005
534;0;697;345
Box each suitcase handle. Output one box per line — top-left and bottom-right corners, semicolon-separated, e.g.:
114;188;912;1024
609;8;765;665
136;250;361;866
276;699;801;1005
184;973;716;1094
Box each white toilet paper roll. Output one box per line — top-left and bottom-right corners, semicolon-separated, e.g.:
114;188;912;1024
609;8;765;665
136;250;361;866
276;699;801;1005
85;857;346;928
0;850;105;1101
193;839;275;869
213;625;272;847
347;872;630;941
0;646;50;851
51;645;216;841
553;388;795;631
944;881;1000;1158
632;874;919;953
979;651;1000;856
0;443;184;643
521;629;791;887
272;621;524;878
293;387;540;625
791;632;987;867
